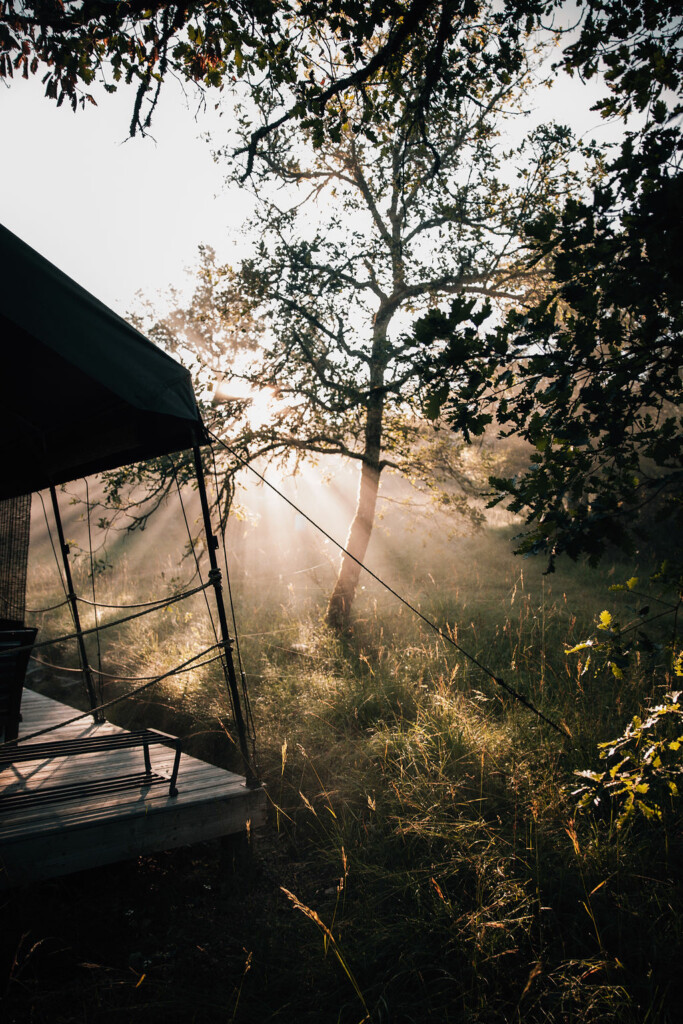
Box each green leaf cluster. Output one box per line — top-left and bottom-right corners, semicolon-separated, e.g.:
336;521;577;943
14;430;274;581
573;690;683;828
419;2;683;572
565;567;681;680
0;1;550;144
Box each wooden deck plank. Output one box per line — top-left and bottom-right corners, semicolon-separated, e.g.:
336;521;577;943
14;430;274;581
1;760;242;804
1;789;267;882
0;690;266;886
0;772;252;835
0;746;231;792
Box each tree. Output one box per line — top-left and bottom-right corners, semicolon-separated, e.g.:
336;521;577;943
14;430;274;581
1;1;547;162
97;244;262;535
422;0;683;571
198;6;580;629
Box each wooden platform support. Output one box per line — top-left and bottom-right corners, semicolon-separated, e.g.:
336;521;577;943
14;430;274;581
0;691;267;888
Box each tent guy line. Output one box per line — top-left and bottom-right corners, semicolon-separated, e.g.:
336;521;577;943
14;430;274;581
211;430;571;740
0;581;213;660
0;643;225;749
29;649;226;682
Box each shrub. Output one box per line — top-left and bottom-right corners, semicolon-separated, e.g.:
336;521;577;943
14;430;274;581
573;690;683;827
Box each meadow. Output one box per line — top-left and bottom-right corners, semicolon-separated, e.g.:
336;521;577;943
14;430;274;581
2;465;681;1023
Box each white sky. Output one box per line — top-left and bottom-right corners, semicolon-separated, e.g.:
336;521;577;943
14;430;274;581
0;74;247;315
0;47;617;322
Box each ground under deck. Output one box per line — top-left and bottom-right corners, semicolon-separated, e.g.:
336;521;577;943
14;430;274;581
0;690;266;887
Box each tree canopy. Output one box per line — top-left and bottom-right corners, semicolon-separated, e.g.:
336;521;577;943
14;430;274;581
423;0;683;571
160;4;584;627
15;0;681;603
1;0;547;163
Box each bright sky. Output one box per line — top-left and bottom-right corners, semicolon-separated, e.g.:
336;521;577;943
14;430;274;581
0;74;247;316
0;43;616;322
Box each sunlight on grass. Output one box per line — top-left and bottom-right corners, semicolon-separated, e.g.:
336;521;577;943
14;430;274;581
21;470;682;1023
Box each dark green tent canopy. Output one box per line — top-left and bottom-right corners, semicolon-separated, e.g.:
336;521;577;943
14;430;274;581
0;224;206;500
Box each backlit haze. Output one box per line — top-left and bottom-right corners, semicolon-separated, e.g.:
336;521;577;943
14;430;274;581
4;45;618;629
1;55;614;318
0;74;248;316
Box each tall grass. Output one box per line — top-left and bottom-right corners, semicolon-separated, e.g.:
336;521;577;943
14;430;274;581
17;498;682;1023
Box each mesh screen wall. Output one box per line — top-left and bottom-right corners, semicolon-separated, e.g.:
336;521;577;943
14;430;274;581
0;494;32;628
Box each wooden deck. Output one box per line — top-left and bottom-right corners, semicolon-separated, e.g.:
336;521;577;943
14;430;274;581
0;690;267;887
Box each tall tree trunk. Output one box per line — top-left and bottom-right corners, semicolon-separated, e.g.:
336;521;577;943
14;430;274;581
326;320;388;630
326;457;382;630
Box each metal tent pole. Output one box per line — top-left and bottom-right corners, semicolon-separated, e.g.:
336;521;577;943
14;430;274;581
192;446;258;787
49;485;104;723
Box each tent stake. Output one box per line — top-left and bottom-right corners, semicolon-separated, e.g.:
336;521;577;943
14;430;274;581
192;447;259;787
49;486;103;723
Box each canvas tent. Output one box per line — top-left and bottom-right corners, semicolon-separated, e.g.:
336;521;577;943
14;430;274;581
0;224;255;779
0;236;264;887
0;223;206;500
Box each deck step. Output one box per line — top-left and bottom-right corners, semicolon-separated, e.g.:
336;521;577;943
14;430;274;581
0;770;170;810
1;727;182;796
0;691;267;887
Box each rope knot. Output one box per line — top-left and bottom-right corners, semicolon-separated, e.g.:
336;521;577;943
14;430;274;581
208;568;222;585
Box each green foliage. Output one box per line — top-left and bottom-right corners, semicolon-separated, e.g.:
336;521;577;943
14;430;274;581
562;0;683;121
573;691;683;828
487;143;683;567
567;565;683;830
419;2;683;571
564;565;682;686
0;0;550;152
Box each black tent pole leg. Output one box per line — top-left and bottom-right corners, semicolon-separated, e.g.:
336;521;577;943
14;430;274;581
192;446;259;788
49;486;103;724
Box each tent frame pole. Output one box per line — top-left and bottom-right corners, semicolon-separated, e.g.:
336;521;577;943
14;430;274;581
192;446;258;787
49;486;104;724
